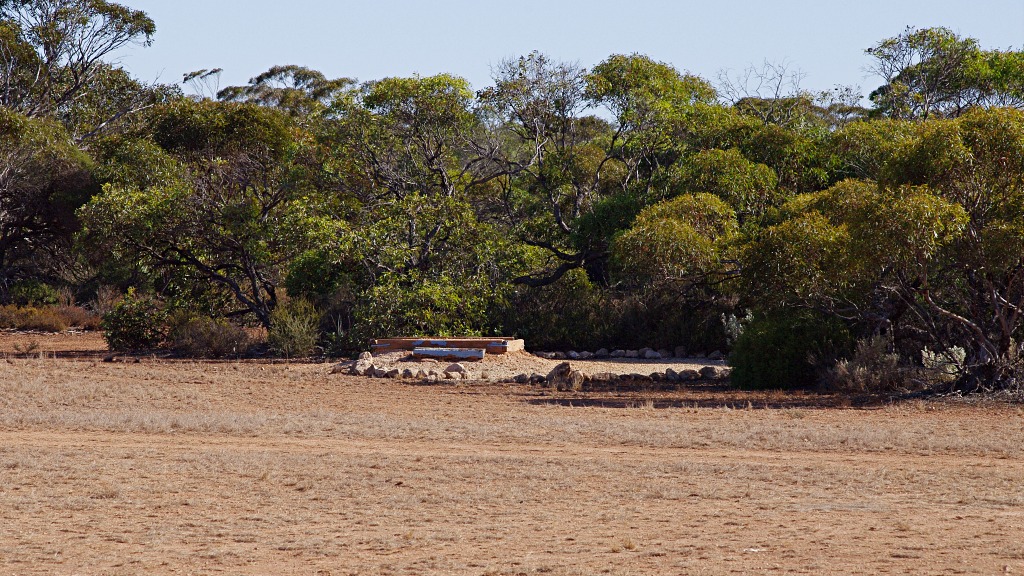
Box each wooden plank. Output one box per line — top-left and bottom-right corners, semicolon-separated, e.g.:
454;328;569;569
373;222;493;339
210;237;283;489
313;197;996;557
372;338;525;354
372;338;449;352
411;347;486;361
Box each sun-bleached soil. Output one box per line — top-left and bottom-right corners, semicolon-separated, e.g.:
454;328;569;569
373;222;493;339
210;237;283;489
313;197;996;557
1;333;1023;575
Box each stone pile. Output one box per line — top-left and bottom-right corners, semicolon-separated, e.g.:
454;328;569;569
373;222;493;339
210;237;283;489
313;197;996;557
508;362;730;390
331;354;475;382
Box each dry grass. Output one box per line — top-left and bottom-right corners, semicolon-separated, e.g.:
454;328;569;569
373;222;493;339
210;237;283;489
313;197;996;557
0;353;1023;574
2;358;1021;458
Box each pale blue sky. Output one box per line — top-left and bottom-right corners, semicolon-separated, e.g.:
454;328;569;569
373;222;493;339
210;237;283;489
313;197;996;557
112;0;1024;100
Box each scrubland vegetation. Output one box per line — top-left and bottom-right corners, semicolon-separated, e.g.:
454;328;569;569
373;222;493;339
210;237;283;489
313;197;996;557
3;6;1024;571
4;1;1024;393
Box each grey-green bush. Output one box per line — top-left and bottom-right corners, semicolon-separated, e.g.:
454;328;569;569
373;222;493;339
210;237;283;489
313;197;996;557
168;314;250;358
823;335;920;393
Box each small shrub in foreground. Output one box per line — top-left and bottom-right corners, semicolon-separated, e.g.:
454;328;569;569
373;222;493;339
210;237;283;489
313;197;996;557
268;299;320;358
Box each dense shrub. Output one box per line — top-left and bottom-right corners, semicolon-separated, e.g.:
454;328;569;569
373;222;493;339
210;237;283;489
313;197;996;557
101;289;167;352
500;269;609;351
604;290;736;353
23;308;69;332
8;280;60;306
499;271;736;353
349;273;494;346
286;251;361;356
168;314;250;358
729;310;852;390
268;299;320;358
0;303;101;332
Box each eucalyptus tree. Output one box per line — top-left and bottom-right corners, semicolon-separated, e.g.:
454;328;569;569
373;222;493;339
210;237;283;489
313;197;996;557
218;65;353;118
827;118;916;181
311;73;525;338
739;108;1024;391
476;52;602;285
879;108;1024;390
611;192;739;289
0;0;155;124
479;52;719;287
868;26;1024;119
80;100;331;328
670;148;779;221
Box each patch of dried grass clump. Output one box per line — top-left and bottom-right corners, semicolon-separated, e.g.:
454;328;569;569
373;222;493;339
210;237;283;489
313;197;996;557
0;304;100;332
55;305;102;330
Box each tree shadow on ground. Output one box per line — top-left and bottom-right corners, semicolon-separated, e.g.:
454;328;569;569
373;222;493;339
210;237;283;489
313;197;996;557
523;384;900;410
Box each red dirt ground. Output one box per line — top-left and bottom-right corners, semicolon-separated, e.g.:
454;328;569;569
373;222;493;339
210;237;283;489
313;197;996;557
1;332;1022;575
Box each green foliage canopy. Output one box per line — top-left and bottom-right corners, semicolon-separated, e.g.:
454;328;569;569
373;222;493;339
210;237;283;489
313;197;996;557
0;107;94;297
79;100;334;328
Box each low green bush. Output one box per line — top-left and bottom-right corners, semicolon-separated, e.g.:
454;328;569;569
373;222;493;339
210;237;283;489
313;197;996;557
350;274;491;345
8;280;60;306
101;289;167;352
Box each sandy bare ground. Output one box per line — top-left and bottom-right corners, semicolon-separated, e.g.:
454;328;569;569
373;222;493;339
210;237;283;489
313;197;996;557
1;337;1023;574
361;349;728;382
0;330;108;357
